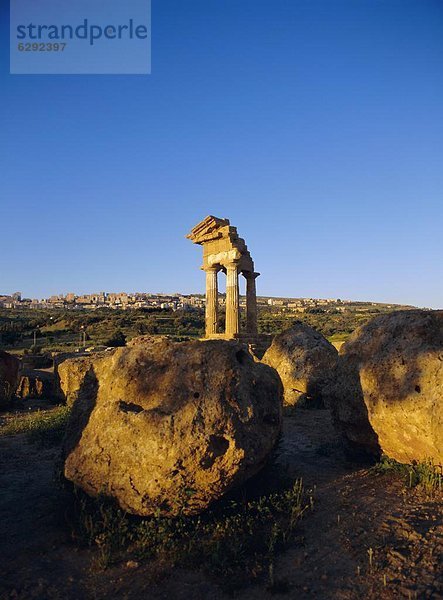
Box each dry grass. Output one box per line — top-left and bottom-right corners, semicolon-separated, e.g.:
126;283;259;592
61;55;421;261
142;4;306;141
68;477;312;591
371;455;442;494
0;405;71;443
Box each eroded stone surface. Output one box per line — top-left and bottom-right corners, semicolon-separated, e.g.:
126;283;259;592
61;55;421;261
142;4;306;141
261;323;339;407
63;338;282;516
329;310;443;463
16;370;55;400
56;355;98;407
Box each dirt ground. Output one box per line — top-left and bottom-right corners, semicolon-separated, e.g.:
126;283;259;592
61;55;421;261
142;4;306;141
0;407;441;600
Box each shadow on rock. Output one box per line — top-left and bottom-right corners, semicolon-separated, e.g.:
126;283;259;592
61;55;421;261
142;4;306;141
328;310;442;464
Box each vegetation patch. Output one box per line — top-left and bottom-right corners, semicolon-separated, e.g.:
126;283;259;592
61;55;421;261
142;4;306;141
1;304;398;354
0;405;71;444
68;477;312;591
371;456;442;494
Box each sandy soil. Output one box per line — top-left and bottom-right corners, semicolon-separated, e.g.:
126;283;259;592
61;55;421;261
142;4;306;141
0;408;441;600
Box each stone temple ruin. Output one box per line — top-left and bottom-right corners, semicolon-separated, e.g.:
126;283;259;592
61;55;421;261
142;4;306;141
187;216;268;351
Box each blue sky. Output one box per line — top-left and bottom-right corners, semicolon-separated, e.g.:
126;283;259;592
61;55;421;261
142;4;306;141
1;0;442;308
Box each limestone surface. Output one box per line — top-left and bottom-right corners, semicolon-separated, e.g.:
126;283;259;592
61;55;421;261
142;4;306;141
329;310;443;463
261;323;339;407
0;351;20;409
63;338;282;516
56;354;98;406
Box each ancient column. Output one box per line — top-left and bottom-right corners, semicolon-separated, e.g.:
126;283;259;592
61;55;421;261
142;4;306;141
205;267;219;336
245;272;259;335
225;263;240;337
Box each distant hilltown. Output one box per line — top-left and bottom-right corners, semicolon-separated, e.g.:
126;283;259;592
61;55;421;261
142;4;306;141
0;292;417;313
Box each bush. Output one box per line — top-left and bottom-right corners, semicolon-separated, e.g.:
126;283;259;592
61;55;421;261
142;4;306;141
372;456;442;494
104;330;126;347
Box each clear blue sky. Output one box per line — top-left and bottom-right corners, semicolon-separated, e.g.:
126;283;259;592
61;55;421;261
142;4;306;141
1;0;442;308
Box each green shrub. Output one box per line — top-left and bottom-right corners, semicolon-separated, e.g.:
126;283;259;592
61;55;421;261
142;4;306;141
103;330;126;347
69;478;311;589
372;456;442;494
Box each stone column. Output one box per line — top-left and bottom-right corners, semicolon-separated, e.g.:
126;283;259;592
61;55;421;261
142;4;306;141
205;267;219;336
245;272;259;335
225;263;240;337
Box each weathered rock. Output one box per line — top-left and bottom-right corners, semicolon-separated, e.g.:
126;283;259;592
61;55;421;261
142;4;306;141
261;323;339;407
56;355;97;406
329;310;443;463
0;351;20;410
16;370;55;400
53;352;83;400
126;335;170;348
63;338;282;516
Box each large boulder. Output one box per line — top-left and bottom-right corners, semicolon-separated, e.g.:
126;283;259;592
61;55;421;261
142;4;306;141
54;351;112;404
53;352;86;400
329;310;443;463
0;351;20;410
261;323;339;407
63;339;282;516
56;355;96;406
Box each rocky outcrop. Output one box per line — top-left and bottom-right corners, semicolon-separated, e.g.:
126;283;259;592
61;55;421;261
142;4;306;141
329;310;443;463
16;370;55;400
0;351;20;409
63;338;282;516
261;323;339;407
